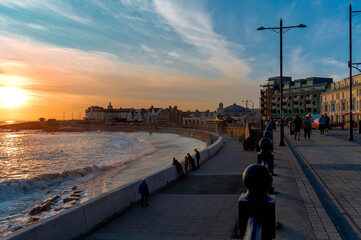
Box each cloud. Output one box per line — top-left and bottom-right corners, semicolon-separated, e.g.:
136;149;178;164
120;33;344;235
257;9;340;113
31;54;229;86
0;36;259;118
321;57;345;68
153;0;251;79
25;23;47;30
0;0;91;24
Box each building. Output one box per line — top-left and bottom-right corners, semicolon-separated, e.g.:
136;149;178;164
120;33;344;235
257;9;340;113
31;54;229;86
224;103;250;120
85;103;134;122
182;110;217;125
321;74;361;123
260;76;333;119
157;106;183;125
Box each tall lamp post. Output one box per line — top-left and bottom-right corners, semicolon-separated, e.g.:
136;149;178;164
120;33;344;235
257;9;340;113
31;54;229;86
258;19;306;146
348;4;361;141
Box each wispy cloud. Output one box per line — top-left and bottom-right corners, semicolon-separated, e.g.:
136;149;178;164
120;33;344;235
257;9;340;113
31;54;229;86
153;0;251;79
321;57;345;68
0;36;258;116
0;0;91;24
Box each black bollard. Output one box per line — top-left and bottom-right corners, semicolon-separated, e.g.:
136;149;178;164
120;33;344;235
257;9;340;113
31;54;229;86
266;126;273;133
257;138;275;176
263;130;273;152
238;164;275;239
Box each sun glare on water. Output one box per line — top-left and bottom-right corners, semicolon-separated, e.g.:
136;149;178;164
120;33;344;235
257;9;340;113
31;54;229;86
0;87;27;108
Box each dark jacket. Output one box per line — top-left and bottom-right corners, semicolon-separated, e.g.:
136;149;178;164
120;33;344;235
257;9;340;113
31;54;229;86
172;159;182;168
195;151;200;160
138;181;149;195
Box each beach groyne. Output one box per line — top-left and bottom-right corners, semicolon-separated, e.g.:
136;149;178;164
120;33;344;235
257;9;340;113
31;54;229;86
6;129;223;240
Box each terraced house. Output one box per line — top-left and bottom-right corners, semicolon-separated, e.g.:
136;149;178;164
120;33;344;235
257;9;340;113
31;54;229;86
321;74;361;123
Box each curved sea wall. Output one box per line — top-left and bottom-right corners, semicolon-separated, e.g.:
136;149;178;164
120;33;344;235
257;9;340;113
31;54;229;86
7;129;223;240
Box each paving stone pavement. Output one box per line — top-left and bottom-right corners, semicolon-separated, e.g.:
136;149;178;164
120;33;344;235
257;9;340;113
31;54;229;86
285;128;361;239
85;134;328;240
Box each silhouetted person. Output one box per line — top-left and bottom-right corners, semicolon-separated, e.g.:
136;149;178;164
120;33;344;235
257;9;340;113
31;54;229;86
138;178;149;207
303;116;312;140
172;157;184;176
184;155;189;174
187;153;196;170
194;149;200;168
293;115;302;140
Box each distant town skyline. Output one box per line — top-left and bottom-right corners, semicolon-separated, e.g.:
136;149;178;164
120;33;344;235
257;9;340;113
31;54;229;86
0;0;361;120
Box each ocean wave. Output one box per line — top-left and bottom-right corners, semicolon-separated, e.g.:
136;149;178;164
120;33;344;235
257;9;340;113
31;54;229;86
0;143;156;200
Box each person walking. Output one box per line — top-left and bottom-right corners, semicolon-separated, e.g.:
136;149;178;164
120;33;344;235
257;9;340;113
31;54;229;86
184;155;189;174
303;116;312;140
194;149;200;169
187;153;196;170
319;114;326;135
138;178;149;207
325;113;330;134
172;157;184;177
293;115;302;140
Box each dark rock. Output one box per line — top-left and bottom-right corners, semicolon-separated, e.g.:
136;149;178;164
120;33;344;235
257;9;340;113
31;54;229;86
70;194;81;198
53;207;62;211
73;190;83;194
71;186;77;190
63;197;79;203
29;202;52;215
12;226;24;232
42;195;60;205
28;217;40;223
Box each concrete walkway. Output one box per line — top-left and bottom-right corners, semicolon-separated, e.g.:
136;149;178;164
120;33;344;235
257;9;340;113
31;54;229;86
285;128;361;239
85;134;324;239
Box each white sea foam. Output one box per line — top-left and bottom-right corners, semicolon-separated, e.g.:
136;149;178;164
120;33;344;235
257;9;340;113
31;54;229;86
0;131;205;236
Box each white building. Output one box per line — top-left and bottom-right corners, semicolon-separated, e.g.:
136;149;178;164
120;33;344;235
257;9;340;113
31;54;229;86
85;103;133;122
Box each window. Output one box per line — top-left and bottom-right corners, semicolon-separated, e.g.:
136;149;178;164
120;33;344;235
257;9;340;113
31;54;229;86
295;82;301;88
332;104;336;111
342;92;344;98
324;104;328;112
314;94;317;98
342;102;346;111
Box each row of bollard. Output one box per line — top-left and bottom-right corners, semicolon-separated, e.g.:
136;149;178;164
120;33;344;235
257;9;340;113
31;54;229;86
238;120;277;240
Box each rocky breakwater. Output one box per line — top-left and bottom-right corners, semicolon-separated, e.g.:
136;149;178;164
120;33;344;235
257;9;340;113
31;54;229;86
12;187;84;233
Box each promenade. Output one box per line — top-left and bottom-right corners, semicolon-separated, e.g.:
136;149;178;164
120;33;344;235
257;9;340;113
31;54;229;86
285;128;361;239
85;133;322;240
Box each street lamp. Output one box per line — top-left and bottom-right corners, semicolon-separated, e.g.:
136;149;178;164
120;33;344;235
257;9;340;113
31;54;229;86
348;4;361;141
258;19;306;146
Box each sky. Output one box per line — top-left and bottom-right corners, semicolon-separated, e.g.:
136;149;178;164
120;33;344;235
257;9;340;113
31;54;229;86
0;0;361;120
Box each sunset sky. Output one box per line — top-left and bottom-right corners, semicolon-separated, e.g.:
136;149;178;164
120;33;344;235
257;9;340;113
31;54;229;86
0;0;361;120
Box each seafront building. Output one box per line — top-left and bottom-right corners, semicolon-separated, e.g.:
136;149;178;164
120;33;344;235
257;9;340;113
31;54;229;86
85;103;133;122
260;76;333;120
85;103;161;124
321;74;361;123
182;110;217;125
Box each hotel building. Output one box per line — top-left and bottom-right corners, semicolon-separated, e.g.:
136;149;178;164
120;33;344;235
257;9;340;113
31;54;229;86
321;74;361;123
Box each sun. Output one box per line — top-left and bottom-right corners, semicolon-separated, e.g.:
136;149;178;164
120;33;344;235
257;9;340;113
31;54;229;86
0;87;27;108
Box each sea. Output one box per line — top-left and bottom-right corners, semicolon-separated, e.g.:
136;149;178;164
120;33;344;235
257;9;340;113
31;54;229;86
0;130;205;236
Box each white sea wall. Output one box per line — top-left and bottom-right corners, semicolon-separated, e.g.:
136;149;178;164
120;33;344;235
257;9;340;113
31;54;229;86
7;129;223;240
